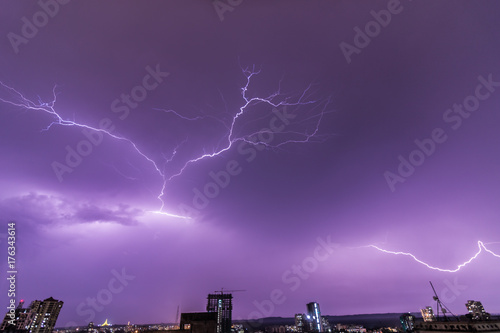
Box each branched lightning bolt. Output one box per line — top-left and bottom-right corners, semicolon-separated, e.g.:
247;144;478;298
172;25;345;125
368;241;500;272
155;108;206;121
0;82;161;174
0;80;187;219
0;65;332;219
164;65;332;182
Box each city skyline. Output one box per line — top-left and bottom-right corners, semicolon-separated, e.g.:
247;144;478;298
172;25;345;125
2;296;497;330
1;0;500;327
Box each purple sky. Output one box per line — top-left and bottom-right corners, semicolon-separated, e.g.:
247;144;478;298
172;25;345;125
1;0;500;327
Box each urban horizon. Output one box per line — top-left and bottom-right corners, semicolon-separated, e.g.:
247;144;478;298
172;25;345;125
3;289;499;329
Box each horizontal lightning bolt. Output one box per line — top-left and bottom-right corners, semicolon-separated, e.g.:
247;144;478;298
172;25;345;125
482;242;500;259
368;241;500;273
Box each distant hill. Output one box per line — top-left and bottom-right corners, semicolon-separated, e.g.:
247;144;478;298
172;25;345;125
234;313;421;330
324;313;417;329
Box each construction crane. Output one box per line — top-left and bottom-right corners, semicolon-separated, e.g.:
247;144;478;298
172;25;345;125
429;281;457;321
213;289;246;294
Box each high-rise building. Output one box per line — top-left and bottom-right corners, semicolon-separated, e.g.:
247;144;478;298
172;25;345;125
29;297;63;333
321;317;332;333
420;307;435;322
207;293;233;333
0;300;35;332
295;314;306;333
306;302;323;333
466;300;490;321
400;313;415;332
1;300;40;332
0;298;62;333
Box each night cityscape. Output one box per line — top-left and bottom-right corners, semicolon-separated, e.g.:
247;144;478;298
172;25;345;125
1;293;499;333
1;1;500;332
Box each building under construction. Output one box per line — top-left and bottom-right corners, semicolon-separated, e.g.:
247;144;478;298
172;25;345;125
206;293;233;333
